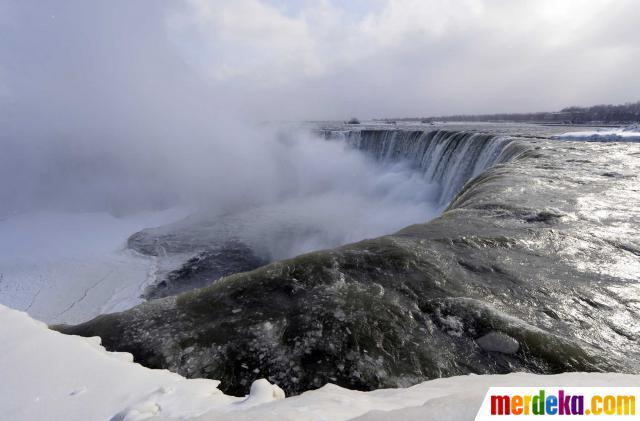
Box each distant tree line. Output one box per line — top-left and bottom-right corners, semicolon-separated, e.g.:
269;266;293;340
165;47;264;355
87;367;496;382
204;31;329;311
397;101;640;125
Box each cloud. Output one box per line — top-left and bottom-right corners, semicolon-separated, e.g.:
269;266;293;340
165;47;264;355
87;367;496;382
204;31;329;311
169;0;324;82
164;0;640;118
1;0;639;122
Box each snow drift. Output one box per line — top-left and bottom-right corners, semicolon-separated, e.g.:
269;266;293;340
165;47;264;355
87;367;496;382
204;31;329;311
3;304;639;421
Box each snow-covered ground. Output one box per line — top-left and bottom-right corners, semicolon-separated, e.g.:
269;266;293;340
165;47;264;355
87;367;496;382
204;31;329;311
2;304;639;421
553;124;640;142
0;209;189;324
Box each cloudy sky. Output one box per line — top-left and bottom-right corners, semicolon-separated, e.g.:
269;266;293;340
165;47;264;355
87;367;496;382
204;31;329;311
1;0;639;122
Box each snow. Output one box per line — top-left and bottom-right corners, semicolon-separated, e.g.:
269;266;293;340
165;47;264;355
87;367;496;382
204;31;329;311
553;124;640;142
0;304;282;421
2;303;639;421
0;209;190;324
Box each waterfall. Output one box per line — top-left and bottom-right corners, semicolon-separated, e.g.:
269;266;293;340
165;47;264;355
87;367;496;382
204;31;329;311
321;129;520;204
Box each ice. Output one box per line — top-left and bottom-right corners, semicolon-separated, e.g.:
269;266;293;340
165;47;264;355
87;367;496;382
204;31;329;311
0;209;190;324
475;331;520;354
553;125;640;142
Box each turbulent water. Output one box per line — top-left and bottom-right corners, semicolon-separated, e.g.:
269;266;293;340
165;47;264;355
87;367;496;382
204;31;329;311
129;129;518;298
56;124;640;396
323;129;524;204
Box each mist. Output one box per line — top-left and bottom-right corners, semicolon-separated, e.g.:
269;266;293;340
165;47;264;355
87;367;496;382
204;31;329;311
0;1;448;260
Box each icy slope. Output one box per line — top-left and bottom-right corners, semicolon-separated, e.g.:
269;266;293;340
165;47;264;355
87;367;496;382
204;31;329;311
2;304;639;421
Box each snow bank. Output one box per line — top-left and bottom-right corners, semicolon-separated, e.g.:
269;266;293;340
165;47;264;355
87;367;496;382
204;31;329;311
190;372;640;421
0;304;285;421
2;304;639;421
553;124;640;142
0;209;189;324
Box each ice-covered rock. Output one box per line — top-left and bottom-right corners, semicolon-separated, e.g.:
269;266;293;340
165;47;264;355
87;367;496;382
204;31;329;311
236;379;286;408
476;331;519;354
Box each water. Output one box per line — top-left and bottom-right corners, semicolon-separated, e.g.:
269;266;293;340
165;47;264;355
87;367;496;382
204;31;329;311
132;126;521;298
57;123;640;397
322;128;520;204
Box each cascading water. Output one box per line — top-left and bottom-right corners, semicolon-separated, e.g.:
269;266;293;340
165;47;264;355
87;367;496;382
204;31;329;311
59;130;640;397
129;128;528;299
321;129;521;204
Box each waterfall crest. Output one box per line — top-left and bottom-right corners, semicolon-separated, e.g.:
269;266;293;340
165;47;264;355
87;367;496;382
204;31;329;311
322;129;522;204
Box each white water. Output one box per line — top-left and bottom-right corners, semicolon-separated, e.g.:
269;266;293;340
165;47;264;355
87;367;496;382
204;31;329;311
325;129;517;204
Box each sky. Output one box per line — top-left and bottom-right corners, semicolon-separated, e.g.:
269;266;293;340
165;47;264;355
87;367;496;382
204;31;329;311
1;0;639;122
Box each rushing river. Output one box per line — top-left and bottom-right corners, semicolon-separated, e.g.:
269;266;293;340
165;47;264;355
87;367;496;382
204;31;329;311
57;123;640;396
